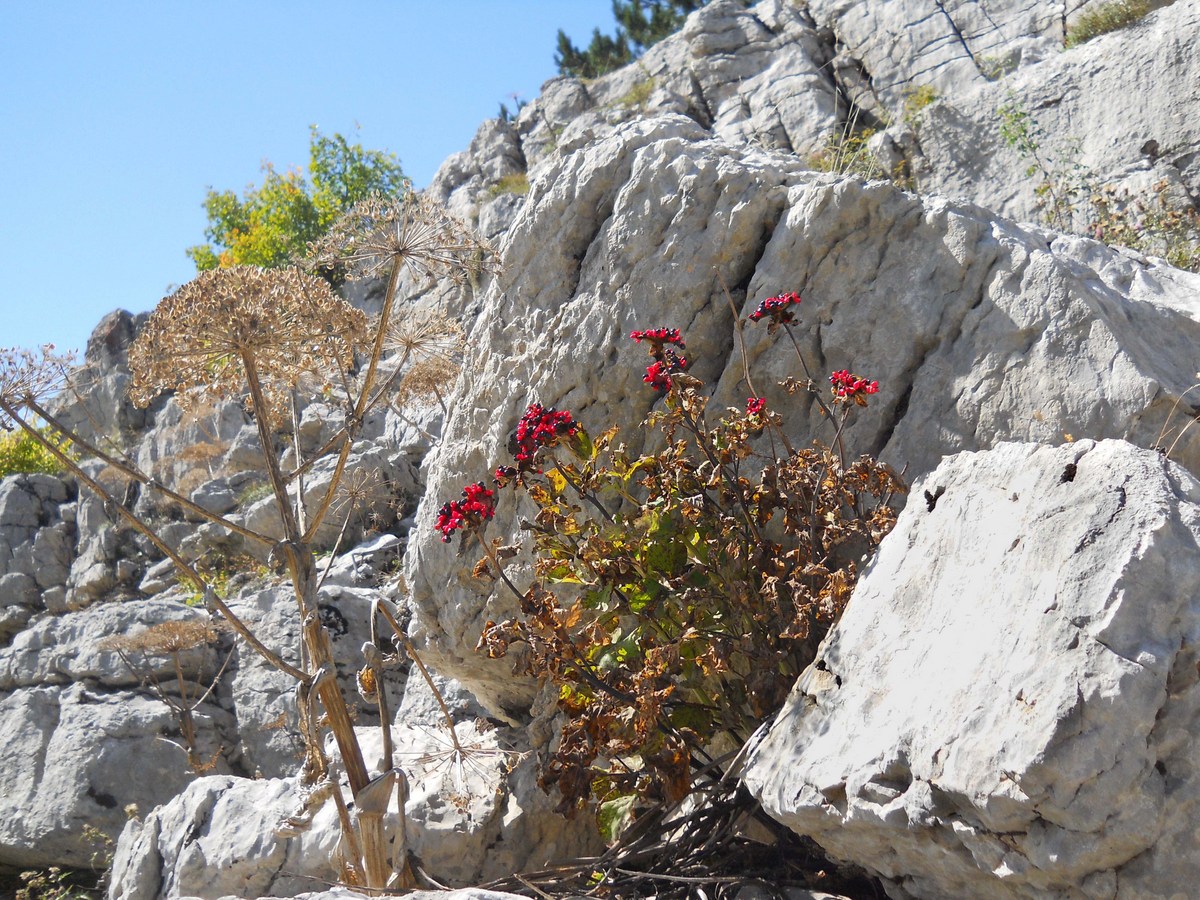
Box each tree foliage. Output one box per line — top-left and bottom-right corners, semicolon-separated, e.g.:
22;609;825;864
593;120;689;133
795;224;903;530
187;128;407;271
0;426;72;478
555;0;710;79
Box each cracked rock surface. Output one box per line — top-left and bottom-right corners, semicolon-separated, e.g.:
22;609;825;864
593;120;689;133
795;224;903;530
744;439;1200;898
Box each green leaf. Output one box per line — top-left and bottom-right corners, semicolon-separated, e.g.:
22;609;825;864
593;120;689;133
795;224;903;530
597;794;639;844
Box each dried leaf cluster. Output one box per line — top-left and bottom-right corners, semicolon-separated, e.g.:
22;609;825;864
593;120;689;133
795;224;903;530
101;619;225;656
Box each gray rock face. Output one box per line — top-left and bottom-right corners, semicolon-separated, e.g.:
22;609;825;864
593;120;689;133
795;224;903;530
743;439;1200;898
0;473;75;639
405;114;1200;714
902;0;1200;230
0;683;232;869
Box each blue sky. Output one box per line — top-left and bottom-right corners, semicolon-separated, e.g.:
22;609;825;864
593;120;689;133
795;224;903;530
0;2;617;358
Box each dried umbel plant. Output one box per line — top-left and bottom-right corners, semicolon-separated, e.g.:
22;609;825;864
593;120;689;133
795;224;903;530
101;619;225;656
0;345;75;428
383;310;465;365
383;312;465;412
101;619;230;773
307;191;498;284
127;266;368;423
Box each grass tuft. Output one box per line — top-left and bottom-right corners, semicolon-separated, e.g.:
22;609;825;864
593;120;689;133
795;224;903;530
1066;0;1155;47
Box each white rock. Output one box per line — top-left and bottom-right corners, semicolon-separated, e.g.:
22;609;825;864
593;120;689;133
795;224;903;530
0;683;232;868
743;440;1200;898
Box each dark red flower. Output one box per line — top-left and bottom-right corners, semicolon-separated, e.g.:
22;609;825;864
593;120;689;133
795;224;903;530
748;292;802;328
435;481;497;542
643;350;688;392
746;397;767;416
829;369;879;403
513;403;578;470
630;327;686;351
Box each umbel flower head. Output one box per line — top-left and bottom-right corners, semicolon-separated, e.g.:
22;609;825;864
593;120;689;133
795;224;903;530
127;266;367;423
0;344;75;427
307;191;498;284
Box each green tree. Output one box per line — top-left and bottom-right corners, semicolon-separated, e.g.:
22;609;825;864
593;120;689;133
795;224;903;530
187;127;406;271
555;0;710;78
0;426;72;478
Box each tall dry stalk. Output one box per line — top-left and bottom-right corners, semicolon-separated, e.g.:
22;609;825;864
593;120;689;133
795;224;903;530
0;189;495;890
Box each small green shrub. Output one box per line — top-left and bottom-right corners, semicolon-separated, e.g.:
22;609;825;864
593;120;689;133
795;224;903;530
617;75;655;111
236;481;273;507
998;96;1084;231
0;426;72;478
487;172;531;198
979;53;1019;81
902;85;938;124
809;125;885;179
1066;0;1155;47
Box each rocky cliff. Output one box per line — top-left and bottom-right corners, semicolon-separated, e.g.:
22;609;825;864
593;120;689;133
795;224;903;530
2;1;1199;898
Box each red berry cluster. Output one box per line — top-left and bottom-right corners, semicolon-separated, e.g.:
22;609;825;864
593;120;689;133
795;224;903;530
630;327;685;350
632;326;689;393
493;465;518;487
435;482;496;542
829;369;879;400
514;403;578;467
748;291;802;327
746;397;767;416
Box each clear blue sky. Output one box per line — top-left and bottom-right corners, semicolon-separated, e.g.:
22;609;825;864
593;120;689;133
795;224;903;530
0;2;617;359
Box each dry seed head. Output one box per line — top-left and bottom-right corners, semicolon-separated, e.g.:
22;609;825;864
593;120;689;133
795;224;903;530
383;311;464;364
307;191;498;283
393;355;461;410
101;619;226;656
0;345;76;427
127;266;367;425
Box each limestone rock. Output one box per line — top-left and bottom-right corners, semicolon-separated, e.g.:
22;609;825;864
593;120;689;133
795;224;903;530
51;309;152;441
743;440;1200;898
0;597;220;690
108;775;335;900
0;682;232;869
110;720;600;898
902;0;1200;230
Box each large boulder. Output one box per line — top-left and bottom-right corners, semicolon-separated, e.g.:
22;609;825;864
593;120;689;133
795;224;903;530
744;439;1200;898
0;683;232;869
405;113;1200;713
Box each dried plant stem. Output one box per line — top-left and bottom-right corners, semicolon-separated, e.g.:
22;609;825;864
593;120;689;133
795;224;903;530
331;790;365;886
304;258;405;543
242;352;302;539
375;601;464;756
